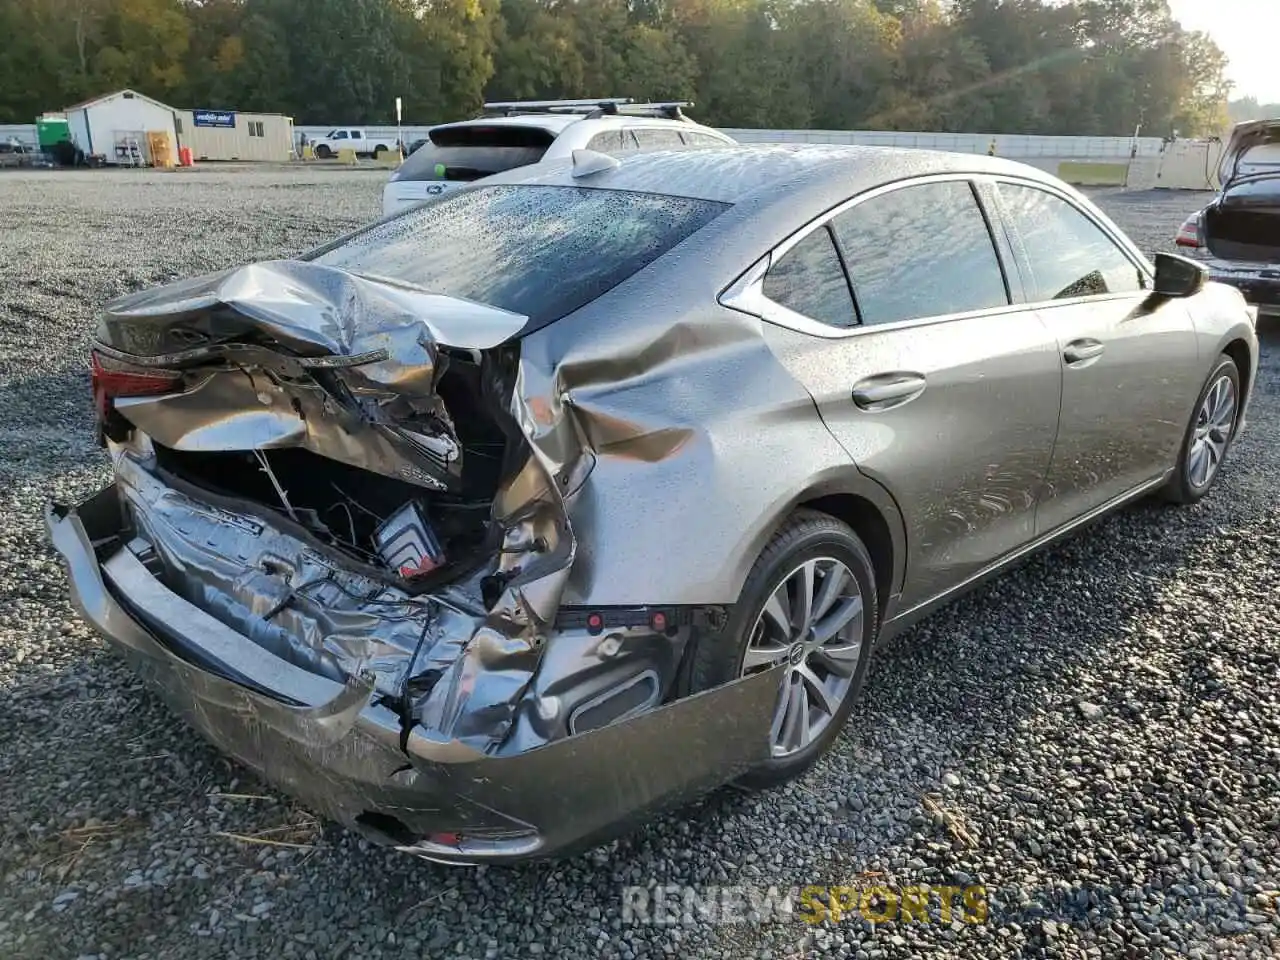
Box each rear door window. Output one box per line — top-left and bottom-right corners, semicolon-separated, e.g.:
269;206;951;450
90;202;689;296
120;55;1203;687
308;185;729;329
995;182;1145;301
396;125;556;183
762;227;858;328
830;180;1009;325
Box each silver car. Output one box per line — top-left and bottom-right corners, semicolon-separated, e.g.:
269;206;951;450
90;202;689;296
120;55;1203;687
49;145;1258;864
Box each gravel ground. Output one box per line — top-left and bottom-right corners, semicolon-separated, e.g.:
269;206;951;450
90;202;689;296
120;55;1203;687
1;170;1278;960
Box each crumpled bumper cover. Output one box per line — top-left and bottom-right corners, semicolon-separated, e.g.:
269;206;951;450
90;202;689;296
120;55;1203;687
47;484;781;864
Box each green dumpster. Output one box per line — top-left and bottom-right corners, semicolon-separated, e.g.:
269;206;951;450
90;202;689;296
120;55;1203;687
36;116;70;149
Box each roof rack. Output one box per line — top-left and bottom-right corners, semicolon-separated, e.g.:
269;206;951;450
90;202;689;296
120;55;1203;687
480;99;695;121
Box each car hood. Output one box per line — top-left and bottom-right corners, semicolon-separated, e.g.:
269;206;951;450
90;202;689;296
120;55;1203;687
1220;119;1280;186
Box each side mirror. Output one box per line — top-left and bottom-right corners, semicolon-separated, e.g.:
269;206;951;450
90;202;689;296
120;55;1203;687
1152;252;1207;298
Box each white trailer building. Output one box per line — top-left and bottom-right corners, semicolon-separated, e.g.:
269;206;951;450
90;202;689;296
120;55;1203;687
65;89;179;165
175;109;295;162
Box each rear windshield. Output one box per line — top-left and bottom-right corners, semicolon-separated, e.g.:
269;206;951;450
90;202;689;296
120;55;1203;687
307;185;729;328
395;125;556;183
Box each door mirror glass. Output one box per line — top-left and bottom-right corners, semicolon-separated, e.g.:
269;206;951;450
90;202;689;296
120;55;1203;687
1152;252;1206;298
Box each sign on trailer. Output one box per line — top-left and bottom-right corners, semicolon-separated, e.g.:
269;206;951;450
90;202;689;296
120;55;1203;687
193;110;236;128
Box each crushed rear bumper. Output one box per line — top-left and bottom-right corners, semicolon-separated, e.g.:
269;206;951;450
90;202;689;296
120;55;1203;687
47;483;780;864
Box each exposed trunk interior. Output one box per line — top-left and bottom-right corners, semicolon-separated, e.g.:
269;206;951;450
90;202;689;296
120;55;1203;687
137;349;517;586
1204;178;1280;263
1204;207;1280;262
152;444;493;578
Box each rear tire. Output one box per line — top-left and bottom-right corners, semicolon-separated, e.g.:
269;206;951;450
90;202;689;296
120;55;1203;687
374;144;387;157
1163;354;1240;505
688;509;879;789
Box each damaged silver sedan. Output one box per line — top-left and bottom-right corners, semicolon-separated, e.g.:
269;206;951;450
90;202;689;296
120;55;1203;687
49;145;1259;863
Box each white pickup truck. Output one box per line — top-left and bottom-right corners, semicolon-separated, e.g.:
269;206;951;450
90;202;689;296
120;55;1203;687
310;128;399;159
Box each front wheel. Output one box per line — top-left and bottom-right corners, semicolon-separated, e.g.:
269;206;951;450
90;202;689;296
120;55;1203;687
1163;354;1240;505
315;144;332;159
687;509;879;789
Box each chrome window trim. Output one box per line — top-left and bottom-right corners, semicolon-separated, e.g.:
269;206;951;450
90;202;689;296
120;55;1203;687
722;173;1019;339
720;170;1155;339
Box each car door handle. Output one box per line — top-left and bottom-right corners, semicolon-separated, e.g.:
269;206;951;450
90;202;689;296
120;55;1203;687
851;372;927;411
1063;339;1105;365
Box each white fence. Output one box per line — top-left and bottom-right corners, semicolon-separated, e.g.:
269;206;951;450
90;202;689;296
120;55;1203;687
290;125;1161;159
721;129;1163;159
6;120;1162;160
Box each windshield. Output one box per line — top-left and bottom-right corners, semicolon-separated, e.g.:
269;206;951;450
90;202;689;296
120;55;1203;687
1235;140;1280;180
306;185;728;329
394;124;556;183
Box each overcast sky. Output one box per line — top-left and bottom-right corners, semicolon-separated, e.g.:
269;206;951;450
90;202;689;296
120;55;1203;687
1167;0;1278;103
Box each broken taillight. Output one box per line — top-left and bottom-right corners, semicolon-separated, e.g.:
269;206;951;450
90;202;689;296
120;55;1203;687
90;350;181;417
1175;214;1204;249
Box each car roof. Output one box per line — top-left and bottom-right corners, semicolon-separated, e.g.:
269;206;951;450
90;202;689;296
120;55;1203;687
480;142;1062;208
430;114;583;135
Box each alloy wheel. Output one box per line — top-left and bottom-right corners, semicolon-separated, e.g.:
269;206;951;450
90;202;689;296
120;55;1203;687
739;557;865;758
1188;374;1237;489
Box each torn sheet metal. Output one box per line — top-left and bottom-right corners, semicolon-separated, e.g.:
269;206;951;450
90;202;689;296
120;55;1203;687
115;369;463;491
96;262;529;493
95;261;596;751
111;450;566;754
98;259;529;360
48;486;781;863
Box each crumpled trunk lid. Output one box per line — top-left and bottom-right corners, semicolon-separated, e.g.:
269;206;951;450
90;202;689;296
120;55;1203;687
95;260;530;493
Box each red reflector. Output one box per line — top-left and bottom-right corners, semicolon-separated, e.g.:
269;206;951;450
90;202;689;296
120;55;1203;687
651;611;668;632
428;832;460;846
586;613;604;633
1175;217;1202;249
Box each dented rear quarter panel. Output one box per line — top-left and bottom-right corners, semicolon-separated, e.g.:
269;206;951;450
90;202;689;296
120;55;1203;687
517;211;904;609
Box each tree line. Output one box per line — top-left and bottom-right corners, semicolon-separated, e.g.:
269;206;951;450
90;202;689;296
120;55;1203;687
1230;97;1280;125
0;0;1234;137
